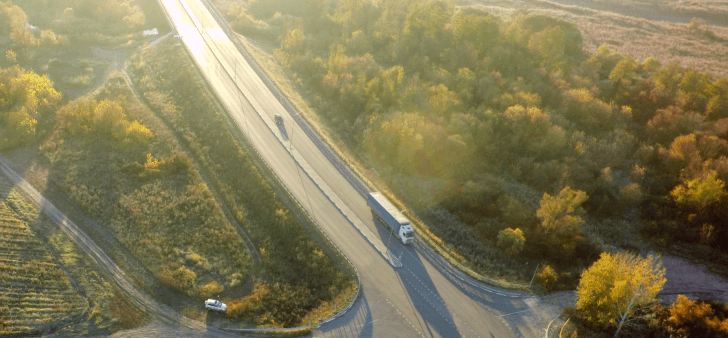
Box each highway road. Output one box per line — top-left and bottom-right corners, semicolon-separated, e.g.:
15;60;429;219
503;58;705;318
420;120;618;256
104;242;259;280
156;0;551;337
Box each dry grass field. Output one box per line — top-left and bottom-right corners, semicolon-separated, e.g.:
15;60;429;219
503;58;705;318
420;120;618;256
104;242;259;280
467;0;728;78
0;197;87;335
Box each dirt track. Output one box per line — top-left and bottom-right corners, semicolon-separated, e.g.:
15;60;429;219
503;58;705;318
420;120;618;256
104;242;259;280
0;155;238;337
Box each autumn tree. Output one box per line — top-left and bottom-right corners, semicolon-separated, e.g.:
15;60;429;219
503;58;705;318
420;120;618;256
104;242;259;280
646;106;704;146
671;170;727;210
497;228;525;256
666;295;728;338
227;3;270;39
537;186;588;233
534;186;588;260
576;252;666;337
55;97;152;144
0;2;38;58
5;50;16;64
0;66;61;145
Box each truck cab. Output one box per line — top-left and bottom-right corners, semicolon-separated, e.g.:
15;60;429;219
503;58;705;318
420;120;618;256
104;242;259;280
398;223;414;244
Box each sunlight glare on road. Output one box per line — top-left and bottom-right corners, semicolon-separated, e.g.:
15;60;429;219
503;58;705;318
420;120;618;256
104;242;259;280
160;0;208;66
206;27;227;40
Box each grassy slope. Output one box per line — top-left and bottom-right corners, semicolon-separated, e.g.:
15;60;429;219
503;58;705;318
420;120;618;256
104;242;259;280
127;40;356;327
40;73;252;299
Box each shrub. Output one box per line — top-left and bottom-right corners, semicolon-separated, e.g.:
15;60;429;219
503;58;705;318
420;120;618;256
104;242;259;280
667;295;728;338
535;265;558;291
198;281;224;299
497;228;526;256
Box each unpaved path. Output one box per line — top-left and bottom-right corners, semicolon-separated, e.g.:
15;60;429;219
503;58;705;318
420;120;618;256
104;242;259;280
0;155;237;337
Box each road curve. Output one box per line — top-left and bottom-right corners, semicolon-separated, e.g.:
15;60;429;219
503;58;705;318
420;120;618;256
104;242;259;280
158;0;546;337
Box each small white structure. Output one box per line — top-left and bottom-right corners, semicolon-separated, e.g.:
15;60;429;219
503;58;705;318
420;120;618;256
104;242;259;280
24;22;38;31
143;28;159;37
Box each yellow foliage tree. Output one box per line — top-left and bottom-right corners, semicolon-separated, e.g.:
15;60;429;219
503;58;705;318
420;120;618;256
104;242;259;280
55;97;153;146
667;294;728;337
497;227;525;256
576;252;666;337
0;66;61;145
535;264;558;290
536;186;588;233
10;68;62;113
671;170;727;209
125;120;153;144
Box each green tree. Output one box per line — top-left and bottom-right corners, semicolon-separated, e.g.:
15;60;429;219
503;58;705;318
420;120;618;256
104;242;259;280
401;0;453;62
609;55;638;87
451;9;500;55
707;77;728;120
527;25;566;70
497;227;525;256
576;252;666;337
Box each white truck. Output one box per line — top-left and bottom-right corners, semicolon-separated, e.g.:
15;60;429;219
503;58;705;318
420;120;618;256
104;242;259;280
367;192;414;244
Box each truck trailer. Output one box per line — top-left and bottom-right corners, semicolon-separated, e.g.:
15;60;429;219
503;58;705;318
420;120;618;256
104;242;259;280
367;192;414;244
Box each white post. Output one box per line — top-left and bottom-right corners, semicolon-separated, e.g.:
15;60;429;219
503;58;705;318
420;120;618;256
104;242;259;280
530;263;540;287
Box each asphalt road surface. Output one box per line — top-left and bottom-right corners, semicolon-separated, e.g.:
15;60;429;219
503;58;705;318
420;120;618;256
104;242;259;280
154;0;551;337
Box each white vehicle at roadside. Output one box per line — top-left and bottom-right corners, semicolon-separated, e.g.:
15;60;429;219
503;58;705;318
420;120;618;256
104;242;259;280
205;298;227;312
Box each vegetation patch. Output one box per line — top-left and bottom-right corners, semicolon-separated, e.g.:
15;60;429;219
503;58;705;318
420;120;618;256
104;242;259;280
0;193;86;335
0;0;163;98
39;73;252;298
222;0;728;294
127;39;356;327
4;182;150;335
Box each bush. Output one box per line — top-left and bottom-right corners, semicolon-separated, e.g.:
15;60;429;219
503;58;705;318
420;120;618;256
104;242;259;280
497;228;526;256
199;281;224;299
535;264;558;291
667;295;728;338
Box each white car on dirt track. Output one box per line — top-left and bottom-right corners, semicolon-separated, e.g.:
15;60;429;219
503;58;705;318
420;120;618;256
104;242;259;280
205;298;227;312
